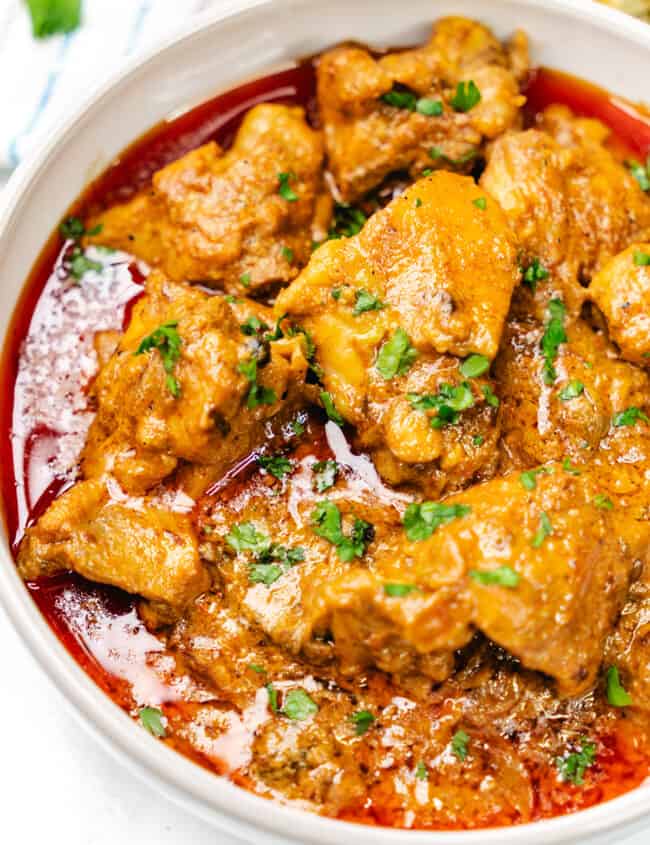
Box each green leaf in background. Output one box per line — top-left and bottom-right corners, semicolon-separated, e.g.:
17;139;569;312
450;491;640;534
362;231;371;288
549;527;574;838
26;0;82;39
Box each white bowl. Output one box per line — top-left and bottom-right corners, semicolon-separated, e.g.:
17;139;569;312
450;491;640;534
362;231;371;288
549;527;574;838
1;1;649;843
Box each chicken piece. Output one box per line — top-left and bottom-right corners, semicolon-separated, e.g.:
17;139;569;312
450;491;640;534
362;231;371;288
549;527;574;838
200;447;633;696
588;244;650;366
318;16;527;201
481;106;650;313
495;313;650;471
18;479;209;620
86;105;325;294
82;271;308;497
275;172;519;496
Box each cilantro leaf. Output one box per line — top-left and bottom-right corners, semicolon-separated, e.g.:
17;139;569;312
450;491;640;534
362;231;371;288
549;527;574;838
628;157;650;192
328;204;367;239
531;511;553;548
136;321;182;398
450;80;481;112
353;289;385;316
312;460;338;493
351;710;375;735
415;760;429;780
556;739;597;786
559;380;584;401
634;251;650;266
613;407;650;427
258;454;294;479
469;566;519;588
282;689;318;721
68;248;103;281
416;98;443;116
311;500;373;561
380;87;417;110
278;171;298;202
226;522;272;556
522;258;549;292
376;328;417;379
320;390;345;425
541;298;567;385
139;706;166;738
606;666;632;707
519;466;553;491
451;730;470;761
384;583;418;597
238;356;277;409
240;316;269;336
266;683;279;713
403;502;471;542
26;0;81;39
473;197;487;210
408;382;475;428
460;354;490;379
593;494;613;510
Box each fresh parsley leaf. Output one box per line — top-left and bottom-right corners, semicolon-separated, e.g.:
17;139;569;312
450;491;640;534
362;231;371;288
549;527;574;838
469;566;519;588
68;248;103;281
403;502;471;542
320;390;345;425
460;354;490;379
26;0;81;39
226;522;272;556
634;250;650;266
522;257;550;292
450;80;481;112
328;204;367;239
240;272;252;287
593;494;614;510
416;98;443;116
519;466;553;491
628;157;650;192
139;707;166;738
559;380;584;401
351;710;375;736
312;460;338;493
562;457;581;476
531;511;553;548
408;382;475;428
258;454;294;479
383;583;418;597
415;760;429;780
606;666;632;707
311;501;373;561
613;407;650;427
278;171;298;202
136;321;182;398
556;739;597;786
380;87;417;110
353;289;385;316
282;689;318;721
541;298;567;385
238;356;277;408
482;384;500;408
290;418;305;436
451;730;470;761
376;328;417;379
249;563;284;586
473;197;487;210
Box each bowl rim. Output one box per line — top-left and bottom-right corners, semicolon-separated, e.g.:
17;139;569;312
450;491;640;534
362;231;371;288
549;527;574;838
2;1;650;843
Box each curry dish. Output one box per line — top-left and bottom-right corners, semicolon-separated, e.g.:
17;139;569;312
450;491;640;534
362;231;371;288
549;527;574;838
5;15;650;831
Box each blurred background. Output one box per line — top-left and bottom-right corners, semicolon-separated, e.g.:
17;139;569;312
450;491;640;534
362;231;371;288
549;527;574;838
0;1;648;844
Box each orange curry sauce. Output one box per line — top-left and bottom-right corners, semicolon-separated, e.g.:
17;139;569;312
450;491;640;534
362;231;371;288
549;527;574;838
1;63;650;828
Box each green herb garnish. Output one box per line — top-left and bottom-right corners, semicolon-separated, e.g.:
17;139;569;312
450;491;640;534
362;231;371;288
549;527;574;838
353;289;386;315
473;197;487;210
559;380;584;401
376;328;417;379
136;321;183;397
328;204;367;239
311;500;373;562
238;356;277;409
312;460;338;493
408;382;475;428
606;666;632;707
469;566;519;588
416;98;443;116
240;316;269;336
68;248;103;281
59;216;102;241
403;501;471;542
26;0;82;39
278;171;298;201
555;739;597;786
519;466;553;491
562;457;581;476
240;272;252;287
613;407;650;427
383;583;418;597
460;354;490;379
258;454;294;479
267;683;279;713
628;157;650;192
320;390;345;425
451;730;470;761
531;511;553;548
351;710;375;735
139;707;166;738
429;146;478;167
415;760;429;780
522;257;549;292
282;689;318;721
450;80;481;112
541;298;567;385
634;251;650;266
593;494;613;510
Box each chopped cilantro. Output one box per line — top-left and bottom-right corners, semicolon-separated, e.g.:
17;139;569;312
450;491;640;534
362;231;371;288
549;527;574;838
613;407;650;427
139;707;166;738
290;418;305;436
450;80;481;112
26;0;81;39
519;466;553;491
469;566;519;588
415;760;429;780
328;204;367;239
562;457;581;476
376;328;417;379
403;501;471;542
559;380;584;401
312;460;338;493
541;298;567;385
593;494;613;510
281;245;294;264
460;354;490;379
266;683;279;713
531;511;553;548
320;390;345;425
311;500;373;562
136;321;182;398
380;87;417;110
226;522;304;586
522;258;549;292
429;146;478;167
248;664;265;674
451;730;470;761
408;382;475;428
68;248;103;281
226;522;272;556
278;171;298;202
555;739;596;786
473;434;485;446
628;157;650;192
258;454;294;479
331;287;343;300
353;289;385;315
351;710;375;735
383;583;418;597
482;384;500;408
59;216;101;241
238;356;277;409
606;666;632;707
240;315;269;336
634;250;650;266
240;272;252;287
473;197;487;210
282;689;318;721
415;197;423;208
416;98;443;116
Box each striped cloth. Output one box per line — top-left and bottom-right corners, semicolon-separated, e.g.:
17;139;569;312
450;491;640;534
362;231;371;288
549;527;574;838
0;0;225;169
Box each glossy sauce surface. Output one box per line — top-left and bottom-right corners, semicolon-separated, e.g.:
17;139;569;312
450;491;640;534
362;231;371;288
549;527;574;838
2;62;650;829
